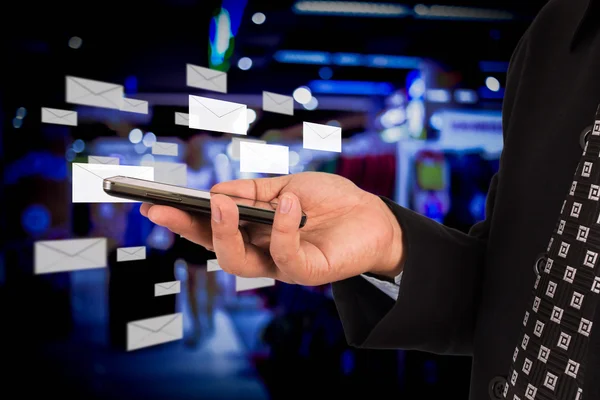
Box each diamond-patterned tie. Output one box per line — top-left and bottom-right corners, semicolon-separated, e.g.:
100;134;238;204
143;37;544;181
504;106;600;400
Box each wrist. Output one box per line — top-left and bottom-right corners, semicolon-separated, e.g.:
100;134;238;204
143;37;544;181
369;196;406;279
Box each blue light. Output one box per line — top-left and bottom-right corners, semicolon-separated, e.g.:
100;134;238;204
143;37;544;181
308;80;394;96
319;66;333;79
274;50;330;64
16;107;27;119
124;76;138;95
479;61;509;73
341;350;355;375
4;151;68;184
366;54;422;69
13;117;23;128
65;148;77;161
72;139;85;153
469;192;487;221
22;204;51;235
332;53;363;66
478;86;505;99
99;203;115;219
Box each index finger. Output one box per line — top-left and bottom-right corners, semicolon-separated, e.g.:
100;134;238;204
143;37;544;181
143;204;213;248
211;175;291;202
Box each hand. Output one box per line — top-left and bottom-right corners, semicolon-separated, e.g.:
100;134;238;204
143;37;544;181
140;172;405;286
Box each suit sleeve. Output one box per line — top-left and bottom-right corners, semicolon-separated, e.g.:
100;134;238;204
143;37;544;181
332;177;493;355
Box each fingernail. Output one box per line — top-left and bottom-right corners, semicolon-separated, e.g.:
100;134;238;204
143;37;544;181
279;196;292;214
212;203;222;223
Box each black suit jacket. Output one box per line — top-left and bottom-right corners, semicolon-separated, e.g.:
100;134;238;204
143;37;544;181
332;1;600;399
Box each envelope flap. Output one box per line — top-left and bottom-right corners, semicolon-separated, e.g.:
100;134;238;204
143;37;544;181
89;156;116;164
119;246;144;255
73;163;106;179
188;65;224;81
124;98;145;106
68;76;122;96
176;112;189;120
264;92;292;105
39;238;105;257
44;108;75;118
305;122;340;139
131;314;180;333
157;281;179;289
190;96;245;118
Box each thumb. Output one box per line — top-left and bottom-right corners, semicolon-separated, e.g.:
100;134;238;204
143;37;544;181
269;192;307;281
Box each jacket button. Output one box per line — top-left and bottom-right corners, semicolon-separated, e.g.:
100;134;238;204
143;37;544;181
489;376;507;400
580;125;592;150
533;254;546;275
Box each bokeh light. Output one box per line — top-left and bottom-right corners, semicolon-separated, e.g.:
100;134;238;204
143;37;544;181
289;151;300;166
21;204;51;235
238;57;253;70
65;148;77;161
68;36;83;49
143;131;157;147
13;117;23;128
16;107;27;119
319;67;333;80
72;139;85;153
303;96;319;110
134;142;147;154
252;12;266;24
486;76;501;92
247;108;257;124
129;128;143;143
293;86;312;104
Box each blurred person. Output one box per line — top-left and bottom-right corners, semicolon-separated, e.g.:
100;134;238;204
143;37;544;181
140;1;600;399
169;134;218;347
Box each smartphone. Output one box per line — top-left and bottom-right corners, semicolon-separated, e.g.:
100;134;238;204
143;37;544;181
103;176;307;228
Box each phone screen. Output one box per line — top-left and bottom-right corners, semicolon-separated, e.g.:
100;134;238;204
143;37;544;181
112;176;278;212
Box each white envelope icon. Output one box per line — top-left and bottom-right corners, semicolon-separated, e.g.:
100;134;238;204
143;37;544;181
235;276;275;292
116;246;146;262
240;142;289;175
152;142;178;156
303;121;342;153
72;163;154;203
207;259;222;272
262;92;294;116
34;238;107;274
66;76;124;110
154;280;181;297
175;112;189;126
127;313;183;351
121;98;149;114
140;161;187;186
41;107;78;126
230;137;266;160
189;95;247;135
186;64;227;93
88;155;119;165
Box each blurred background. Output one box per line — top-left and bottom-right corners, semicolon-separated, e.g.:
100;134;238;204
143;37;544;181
2;0;547;398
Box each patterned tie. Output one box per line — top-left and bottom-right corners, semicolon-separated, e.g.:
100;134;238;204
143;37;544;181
504;106;600;400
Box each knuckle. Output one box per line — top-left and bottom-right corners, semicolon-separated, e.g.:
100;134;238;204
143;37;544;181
212;229;230;241
270;248;290;265
273;220;294;235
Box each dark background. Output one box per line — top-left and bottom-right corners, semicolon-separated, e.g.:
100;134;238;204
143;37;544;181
2;0;547;399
